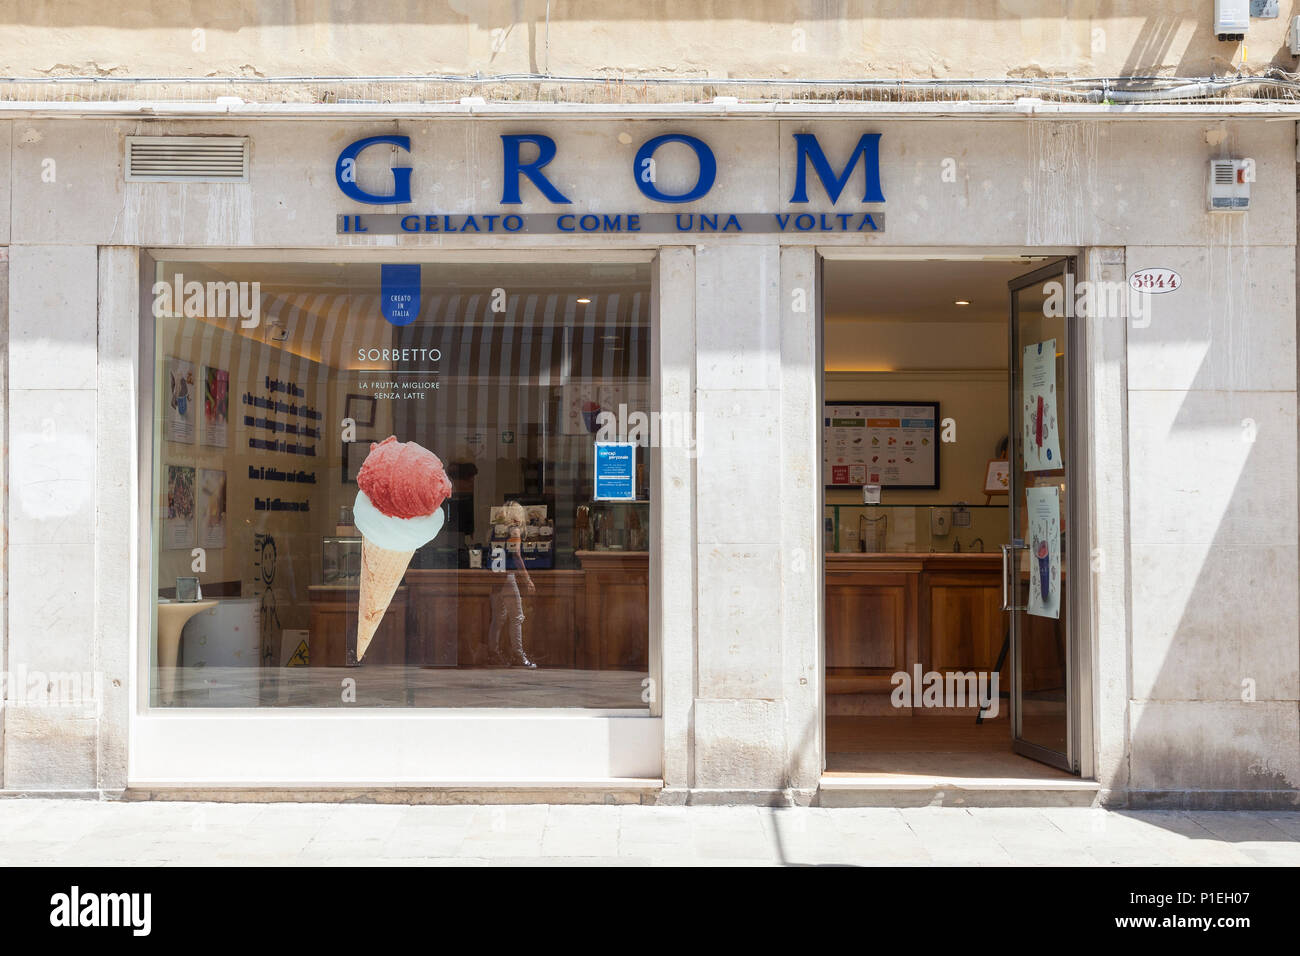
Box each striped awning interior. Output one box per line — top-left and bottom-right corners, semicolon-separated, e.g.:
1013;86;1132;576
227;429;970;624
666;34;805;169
157;261;651;459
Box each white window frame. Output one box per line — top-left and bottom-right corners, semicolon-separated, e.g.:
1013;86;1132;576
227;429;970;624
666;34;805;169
130;248;664;788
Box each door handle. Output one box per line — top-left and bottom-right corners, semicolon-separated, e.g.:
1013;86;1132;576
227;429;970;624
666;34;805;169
1001;543;1026;611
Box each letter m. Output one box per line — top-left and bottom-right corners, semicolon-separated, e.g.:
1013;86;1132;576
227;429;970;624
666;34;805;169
790;133;884;204
101;894;130;926
207;281;238;319
945;671;979;708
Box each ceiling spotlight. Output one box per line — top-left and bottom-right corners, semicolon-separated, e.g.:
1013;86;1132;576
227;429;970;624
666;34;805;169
954;300;971;306
576;297;592;304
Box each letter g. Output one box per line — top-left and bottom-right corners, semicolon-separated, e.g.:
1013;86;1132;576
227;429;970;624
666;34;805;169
336;135;412;205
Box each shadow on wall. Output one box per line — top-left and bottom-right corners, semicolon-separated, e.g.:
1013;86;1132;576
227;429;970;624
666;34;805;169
1124;235;1300;810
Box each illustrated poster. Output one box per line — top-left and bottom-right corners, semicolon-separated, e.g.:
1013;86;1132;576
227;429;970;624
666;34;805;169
202;366;229;448
1022;340;1061;472
823;403;938;488
562;381;628;435
198;468;227;550
165;357;196;444
164;464;196;550
1026;485;1061;620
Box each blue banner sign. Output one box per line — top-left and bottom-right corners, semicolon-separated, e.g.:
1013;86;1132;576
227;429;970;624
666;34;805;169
380;264;421;326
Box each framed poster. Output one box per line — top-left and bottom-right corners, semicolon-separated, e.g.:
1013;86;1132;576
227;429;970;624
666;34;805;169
201;366;229;448
165;357;196;444
345;393;376;428
198;468;227;549
342;440;371;484
561;381;626;435
164;464;196;550
823;401;939;489
983;459;1010;496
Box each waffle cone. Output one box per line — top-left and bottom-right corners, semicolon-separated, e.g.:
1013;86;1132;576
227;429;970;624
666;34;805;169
356;538;414;661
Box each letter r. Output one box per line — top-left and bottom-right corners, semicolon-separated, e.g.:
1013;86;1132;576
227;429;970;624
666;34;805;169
500;134;572;204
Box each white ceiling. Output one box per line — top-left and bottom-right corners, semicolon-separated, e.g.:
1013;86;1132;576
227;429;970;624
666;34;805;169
824;258;1052;324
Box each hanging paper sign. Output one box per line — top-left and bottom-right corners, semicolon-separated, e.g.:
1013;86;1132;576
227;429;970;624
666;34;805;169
380;264;421;326
1026;485;1061;620
594;442;636;501
1022;340;1061;472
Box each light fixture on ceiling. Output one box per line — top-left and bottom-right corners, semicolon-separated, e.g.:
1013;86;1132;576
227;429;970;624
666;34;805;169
576;297;592;304
954;299;971;306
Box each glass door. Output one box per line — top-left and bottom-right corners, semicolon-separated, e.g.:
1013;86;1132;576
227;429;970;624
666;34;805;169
1005;259;1079;773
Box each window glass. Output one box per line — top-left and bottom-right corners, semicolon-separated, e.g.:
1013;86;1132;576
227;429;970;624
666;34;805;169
149;260;652;708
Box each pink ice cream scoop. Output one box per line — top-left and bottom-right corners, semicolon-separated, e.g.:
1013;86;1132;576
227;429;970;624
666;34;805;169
357;435;452;519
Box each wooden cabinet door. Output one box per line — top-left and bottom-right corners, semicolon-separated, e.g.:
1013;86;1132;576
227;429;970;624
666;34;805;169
928;579;1006;680
824;571;912;672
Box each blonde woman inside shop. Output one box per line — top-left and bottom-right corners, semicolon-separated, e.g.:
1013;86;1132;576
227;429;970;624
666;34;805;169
488;501;537;668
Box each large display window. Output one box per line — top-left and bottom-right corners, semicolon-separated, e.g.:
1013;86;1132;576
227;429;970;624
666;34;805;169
146;258;653;711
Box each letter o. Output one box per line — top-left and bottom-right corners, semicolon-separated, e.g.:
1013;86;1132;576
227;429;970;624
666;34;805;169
632;134;717;203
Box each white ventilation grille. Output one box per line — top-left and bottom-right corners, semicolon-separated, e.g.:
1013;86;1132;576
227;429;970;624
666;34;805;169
125;136;249;183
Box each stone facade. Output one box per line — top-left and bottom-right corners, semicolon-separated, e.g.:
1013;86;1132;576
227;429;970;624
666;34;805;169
0;5;1297;807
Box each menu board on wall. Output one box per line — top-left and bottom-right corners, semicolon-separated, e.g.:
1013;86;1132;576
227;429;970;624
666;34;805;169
823;401;939;489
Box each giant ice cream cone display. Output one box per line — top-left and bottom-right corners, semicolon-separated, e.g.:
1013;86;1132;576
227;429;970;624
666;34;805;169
353;436;452;661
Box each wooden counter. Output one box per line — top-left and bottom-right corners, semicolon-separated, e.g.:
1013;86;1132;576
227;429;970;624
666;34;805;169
400;550;648;670
307;585;408;667
575;551;650;670
824;553;1006;696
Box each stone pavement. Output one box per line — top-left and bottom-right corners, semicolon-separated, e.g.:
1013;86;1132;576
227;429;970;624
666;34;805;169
0;800;1297;865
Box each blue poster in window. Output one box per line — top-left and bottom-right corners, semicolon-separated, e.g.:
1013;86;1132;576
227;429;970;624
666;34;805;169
594;442;636;501
380;264;421;326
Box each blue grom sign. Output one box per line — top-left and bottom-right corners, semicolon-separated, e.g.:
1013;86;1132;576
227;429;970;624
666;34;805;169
334;131;886;235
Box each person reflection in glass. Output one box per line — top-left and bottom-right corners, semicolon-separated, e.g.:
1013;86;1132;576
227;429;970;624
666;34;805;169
488;501;537;668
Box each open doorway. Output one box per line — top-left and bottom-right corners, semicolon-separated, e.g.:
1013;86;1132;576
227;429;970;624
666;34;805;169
820;255;1080;783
